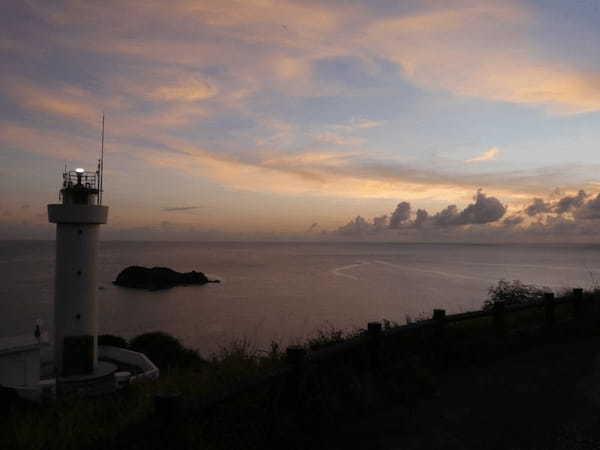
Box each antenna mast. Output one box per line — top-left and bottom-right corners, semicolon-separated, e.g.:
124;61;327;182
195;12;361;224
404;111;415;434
99;114;105;204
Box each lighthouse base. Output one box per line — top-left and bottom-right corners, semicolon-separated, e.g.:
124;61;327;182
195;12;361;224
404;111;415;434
57;361;118;397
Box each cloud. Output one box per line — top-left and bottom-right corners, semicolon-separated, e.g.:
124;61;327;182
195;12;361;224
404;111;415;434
330;118;386;132
139;133;600;204
162;206;202;212
574;194;600;220
429;191;506;227
466;147;501;163
454;190;506;225
352;119;385;129
149;77;217;102
433;204;460;227
310;132;367;147
273;57;312;81
0;121;97;160
336;216;372;236
3;110;597;210
554;190;587;214
336;213;393;236
306;222;319;233
502;214;524;227
414;209;429;228
6;0;600;241
418;190;506;228
365;3;600;114
15;0;600;115
5;79;102;125
333;191;514;240
308;117;381;148
331;186;600;242
524;198;551;216
372;215;388;231
114;69;218;103
389;201;411;228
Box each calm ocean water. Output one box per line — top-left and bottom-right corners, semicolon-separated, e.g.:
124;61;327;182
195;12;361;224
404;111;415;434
2;241;600;355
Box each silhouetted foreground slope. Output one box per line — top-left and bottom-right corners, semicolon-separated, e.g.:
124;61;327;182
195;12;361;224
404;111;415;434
325;336;600;450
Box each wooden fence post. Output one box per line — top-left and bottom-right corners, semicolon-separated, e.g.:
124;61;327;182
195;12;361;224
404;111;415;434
493;301;506;338
432;309;447;368
367;321;382;370
573;288;584;321
544;292;555;334
433;309;446;339
286;345;306;368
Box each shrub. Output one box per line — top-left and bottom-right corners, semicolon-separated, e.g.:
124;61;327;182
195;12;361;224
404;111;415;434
483;279;547;310
98;334;129;348
129;331;206;370
307;326;347;351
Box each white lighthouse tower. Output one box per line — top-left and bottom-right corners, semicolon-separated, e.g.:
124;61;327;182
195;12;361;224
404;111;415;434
0;121;159;399
47;165;107;378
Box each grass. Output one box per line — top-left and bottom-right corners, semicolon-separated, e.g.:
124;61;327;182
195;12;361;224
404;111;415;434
2;383;152;450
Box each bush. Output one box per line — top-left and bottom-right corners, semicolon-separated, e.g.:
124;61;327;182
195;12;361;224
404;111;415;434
483;279;547;310
307;326;348;351
98;334;129;348
129;331;206;370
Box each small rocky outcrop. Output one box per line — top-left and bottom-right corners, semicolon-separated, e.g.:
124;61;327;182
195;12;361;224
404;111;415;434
113;266;220;290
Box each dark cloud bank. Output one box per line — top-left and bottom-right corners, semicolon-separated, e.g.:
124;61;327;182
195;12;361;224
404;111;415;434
334;189;600;242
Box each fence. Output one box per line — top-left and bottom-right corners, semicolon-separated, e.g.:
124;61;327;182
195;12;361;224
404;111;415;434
155;287;595;419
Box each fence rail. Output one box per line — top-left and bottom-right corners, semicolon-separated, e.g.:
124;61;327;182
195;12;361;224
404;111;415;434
155;287;594;418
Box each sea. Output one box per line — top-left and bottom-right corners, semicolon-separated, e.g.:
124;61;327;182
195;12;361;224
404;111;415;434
2;241;600;356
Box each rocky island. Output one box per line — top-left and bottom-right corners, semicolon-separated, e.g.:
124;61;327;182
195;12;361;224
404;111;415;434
113;266;220;290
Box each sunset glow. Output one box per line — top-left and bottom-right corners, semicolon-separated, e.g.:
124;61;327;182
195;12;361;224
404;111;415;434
2;0;600;240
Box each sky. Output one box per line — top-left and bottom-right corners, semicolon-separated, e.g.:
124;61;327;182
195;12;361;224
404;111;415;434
1;0;600;241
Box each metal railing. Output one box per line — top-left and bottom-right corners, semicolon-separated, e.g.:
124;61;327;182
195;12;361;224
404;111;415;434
62;170;99;190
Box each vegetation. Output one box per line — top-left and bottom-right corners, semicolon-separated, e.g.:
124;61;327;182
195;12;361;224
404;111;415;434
129;331;206;370
98;332;207;371
98;334;128;349
483;279;548;310
307;324;356;351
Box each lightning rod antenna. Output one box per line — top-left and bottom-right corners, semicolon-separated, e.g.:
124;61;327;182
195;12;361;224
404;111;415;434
100;113;104;204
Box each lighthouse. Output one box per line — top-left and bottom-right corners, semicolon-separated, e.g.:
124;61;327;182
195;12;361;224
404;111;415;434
0;121;160;399
48;166;107;377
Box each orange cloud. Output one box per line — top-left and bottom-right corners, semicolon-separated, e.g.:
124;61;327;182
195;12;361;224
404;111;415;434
310;132;367;147
136;136;554;204
2;75;212;142
9;82;99;124
66;3;552;112
24;1;600;113
273;57;312;81
466;147;501;163
0;121;96;160
141;76;217;102
365;3;600;114
370;4;529;34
